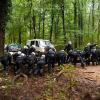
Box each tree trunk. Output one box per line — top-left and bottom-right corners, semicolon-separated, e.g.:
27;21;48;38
18;28;21;44
91;0;95;43
28;0;32;39
30;19;32;39
54;14;59;42
38;13;41;38
42;12;45;39
0;31;5;56
0;0;11;56
77;0;83;47
88;11;91;38
60;0;66;43
32;11;36;39
73;0;77;48
97;19;100;43
13;30;15;43
50;0;54;42
97;2;100;43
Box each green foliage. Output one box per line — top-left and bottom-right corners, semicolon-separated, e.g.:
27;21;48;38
5;0;100;48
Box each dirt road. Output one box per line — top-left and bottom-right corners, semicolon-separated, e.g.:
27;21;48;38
78;65;100;85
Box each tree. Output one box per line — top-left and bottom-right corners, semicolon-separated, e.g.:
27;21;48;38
73;0;78;48
60;0;66;43
50;0;55;41
0;0;11;56
5;0;100;49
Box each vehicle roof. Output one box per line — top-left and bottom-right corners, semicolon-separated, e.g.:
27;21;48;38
27;39;49;41
9;43;17;45
8;43;21;47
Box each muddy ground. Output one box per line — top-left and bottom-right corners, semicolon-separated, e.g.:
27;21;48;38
0;65;99;100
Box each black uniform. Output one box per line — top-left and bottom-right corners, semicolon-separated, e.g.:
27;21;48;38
95;48;100;65
26;54;37;74
0;54;12;73
22;48;29;55
46;49;56;73
15;54;26;74
34;57;45;75
57;50;66;66
28;47;36;55
64;43;73;63
64;44;73;53
84;44;96;65
65;50;84;68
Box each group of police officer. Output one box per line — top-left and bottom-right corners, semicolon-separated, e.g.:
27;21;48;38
0;41;100;76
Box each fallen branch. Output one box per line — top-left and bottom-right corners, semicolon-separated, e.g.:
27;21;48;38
84;77;96;81
12;73;28;85
84;72;95;73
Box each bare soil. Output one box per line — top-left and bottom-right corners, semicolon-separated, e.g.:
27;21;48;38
78;65;100;85
0;65;99;100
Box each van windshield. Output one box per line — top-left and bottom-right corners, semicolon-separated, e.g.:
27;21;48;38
44;41;52;46
31;41;35;46
40;41;52;47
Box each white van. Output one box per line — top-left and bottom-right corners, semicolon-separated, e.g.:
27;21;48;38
26;39;55;52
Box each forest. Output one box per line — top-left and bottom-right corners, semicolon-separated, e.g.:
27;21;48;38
1;0;100;51
0;0;100;100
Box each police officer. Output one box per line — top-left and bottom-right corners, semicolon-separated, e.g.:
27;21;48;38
29;45;36;55
71;50;85;68
46;49;56;73
0;53;12;74
6;45;9;52
84;43;96;53
34;55;45;75
64;41;73;53
8;51;21;74
22;46;29;55
26;52;37;74
84;43;96;65
15;52;26;74
57;50;66;66
64;41;73;63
